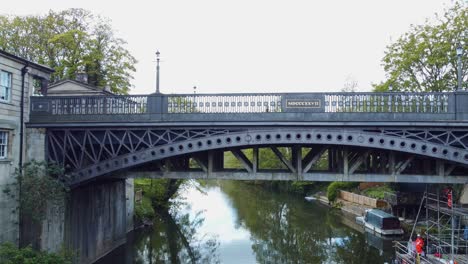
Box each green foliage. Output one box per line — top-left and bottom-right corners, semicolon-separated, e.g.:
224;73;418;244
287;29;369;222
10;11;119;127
224;147;330;195
134;195;155;222
327;182;359;203
5;161;69;222
135;178;184;209
290;181;312;193
0;9;136;94
289;181;318;195
374;1;467;92
224;147;329;171
361;185;394;199
0;243;72;264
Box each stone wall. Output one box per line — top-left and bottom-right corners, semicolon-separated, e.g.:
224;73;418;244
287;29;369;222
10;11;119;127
25;128;46;162
66;180;128;264
125;179;134;233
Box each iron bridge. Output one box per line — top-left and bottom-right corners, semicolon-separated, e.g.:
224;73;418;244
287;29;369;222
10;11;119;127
28;91;468;186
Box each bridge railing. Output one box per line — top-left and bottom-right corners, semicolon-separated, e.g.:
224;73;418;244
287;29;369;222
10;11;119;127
167;92;451;113
29;91;468;123
167;93;283;113
32;95;148;115
324;93;449;113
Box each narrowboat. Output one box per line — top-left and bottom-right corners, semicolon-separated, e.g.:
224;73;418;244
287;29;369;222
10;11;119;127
356;209;404;236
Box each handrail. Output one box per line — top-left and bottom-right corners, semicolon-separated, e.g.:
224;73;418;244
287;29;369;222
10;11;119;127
394;241;432;263
30;91;458;116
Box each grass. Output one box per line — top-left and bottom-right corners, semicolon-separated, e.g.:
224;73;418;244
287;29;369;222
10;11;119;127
361;185;394;199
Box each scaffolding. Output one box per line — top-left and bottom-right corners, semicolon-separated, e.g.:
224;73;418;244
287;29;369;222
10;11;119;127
425;190;468;263
395;188;468;264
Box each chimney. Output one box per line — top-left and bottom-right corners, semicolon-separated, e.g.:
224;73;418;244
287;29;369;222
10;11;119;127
75;72;88;83
104;85;111;92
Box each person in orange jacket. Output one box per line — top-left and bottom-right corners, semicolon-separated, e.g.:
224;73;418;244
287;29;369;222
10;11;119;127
415;234;424;255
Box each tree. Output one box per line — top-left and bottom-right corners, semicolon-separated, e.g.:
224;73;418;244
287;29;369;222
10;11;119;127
373;1;467;92
342;75;358;92
0;9;136;94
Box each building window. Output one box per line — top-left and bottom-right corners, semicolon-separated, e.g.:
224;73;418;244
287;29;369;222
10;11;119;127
0;71;12;102
0;131;8;159
33;77;43;96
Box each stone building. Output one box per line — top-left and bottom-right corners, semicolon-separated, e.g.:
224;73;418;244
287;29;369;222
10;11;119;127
0;50;53;244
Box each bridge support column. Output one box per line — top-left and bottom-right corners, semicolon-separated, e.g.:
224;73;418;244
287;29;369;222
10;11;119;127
388;152;395;176
66;180;128;264
208;150;223;177
125;179;134;233
292;146;302;180
382;152;387;172
343;148;349;181
329;149;339;172
252;147;258;173
21;128;67;252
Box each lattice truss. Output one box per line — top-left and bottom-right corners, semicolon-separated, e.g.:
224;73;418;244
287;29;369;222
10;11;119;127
47;128;234;171
47;127;468;176
364;129;468;151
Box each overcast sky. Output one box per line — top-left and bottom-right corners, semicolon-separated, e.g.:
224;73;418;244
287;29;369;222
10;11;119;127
1;0;457;94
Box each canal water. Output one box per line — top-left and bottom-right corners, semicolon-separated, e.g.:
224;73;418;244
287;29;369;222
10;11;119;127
98;181;395;263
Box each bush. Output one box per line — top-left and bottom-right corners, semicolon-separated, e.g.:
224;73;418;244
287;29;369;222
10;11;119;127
327;182;359;203
0;243;72;264
290;181;316;194
362;185;394;199
134;196;155;222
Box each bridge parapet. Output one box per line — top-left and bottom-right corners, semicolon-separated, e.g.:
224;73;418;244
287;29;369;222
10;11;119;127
29;91;467;125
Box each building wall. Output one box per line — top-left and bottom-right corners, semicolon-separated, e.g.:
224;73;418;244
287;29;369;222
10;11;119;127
0;55;51;244
1;54;134;263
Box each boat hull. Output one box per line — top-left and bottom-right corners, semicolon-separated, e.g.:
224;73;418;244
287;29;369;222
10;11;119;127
356;216;404;236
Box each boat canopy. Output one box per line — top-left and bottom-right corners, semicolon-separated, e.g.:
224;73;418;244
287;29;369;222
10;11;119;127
364;209;400;230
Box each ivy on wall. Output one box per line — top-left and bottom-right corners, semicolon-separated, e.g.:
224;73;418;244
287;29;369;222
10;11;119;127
3;161;69;222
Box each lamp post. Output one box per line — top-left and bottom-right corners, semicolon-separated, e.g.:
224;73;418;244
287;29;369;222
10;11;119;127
457;45;463;91
156;50;160;93
192;86;197;112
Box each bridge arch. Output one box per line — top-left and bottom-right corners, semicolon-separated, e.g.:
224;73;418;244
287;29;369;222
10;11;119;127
47;127;468;185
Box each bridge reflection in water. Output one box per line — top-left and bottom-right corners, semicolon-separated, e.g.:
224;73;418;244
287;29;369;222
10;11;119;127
29;91;468;186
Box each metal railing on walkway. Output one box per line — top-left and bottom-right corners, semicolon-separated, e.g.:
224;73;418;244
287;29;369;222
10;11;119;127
32;92;454;115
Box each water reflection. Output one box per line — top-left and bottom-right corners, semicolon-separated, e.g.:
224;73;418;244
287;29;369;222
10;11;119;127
133;209;219;264
219;181;391;263
98;181;394;263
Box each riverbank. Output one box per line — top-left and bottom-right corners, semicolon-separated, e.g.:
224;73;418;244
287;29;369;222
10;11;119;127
314;192;416;237
314;193;372;217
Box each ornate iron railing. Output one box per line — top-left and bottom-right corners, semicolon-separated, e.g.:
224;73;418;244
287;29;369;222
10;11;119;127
167;92;451;113
167;93;282;113
324;93;450;113
47;95;148;115
30;92;458;117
